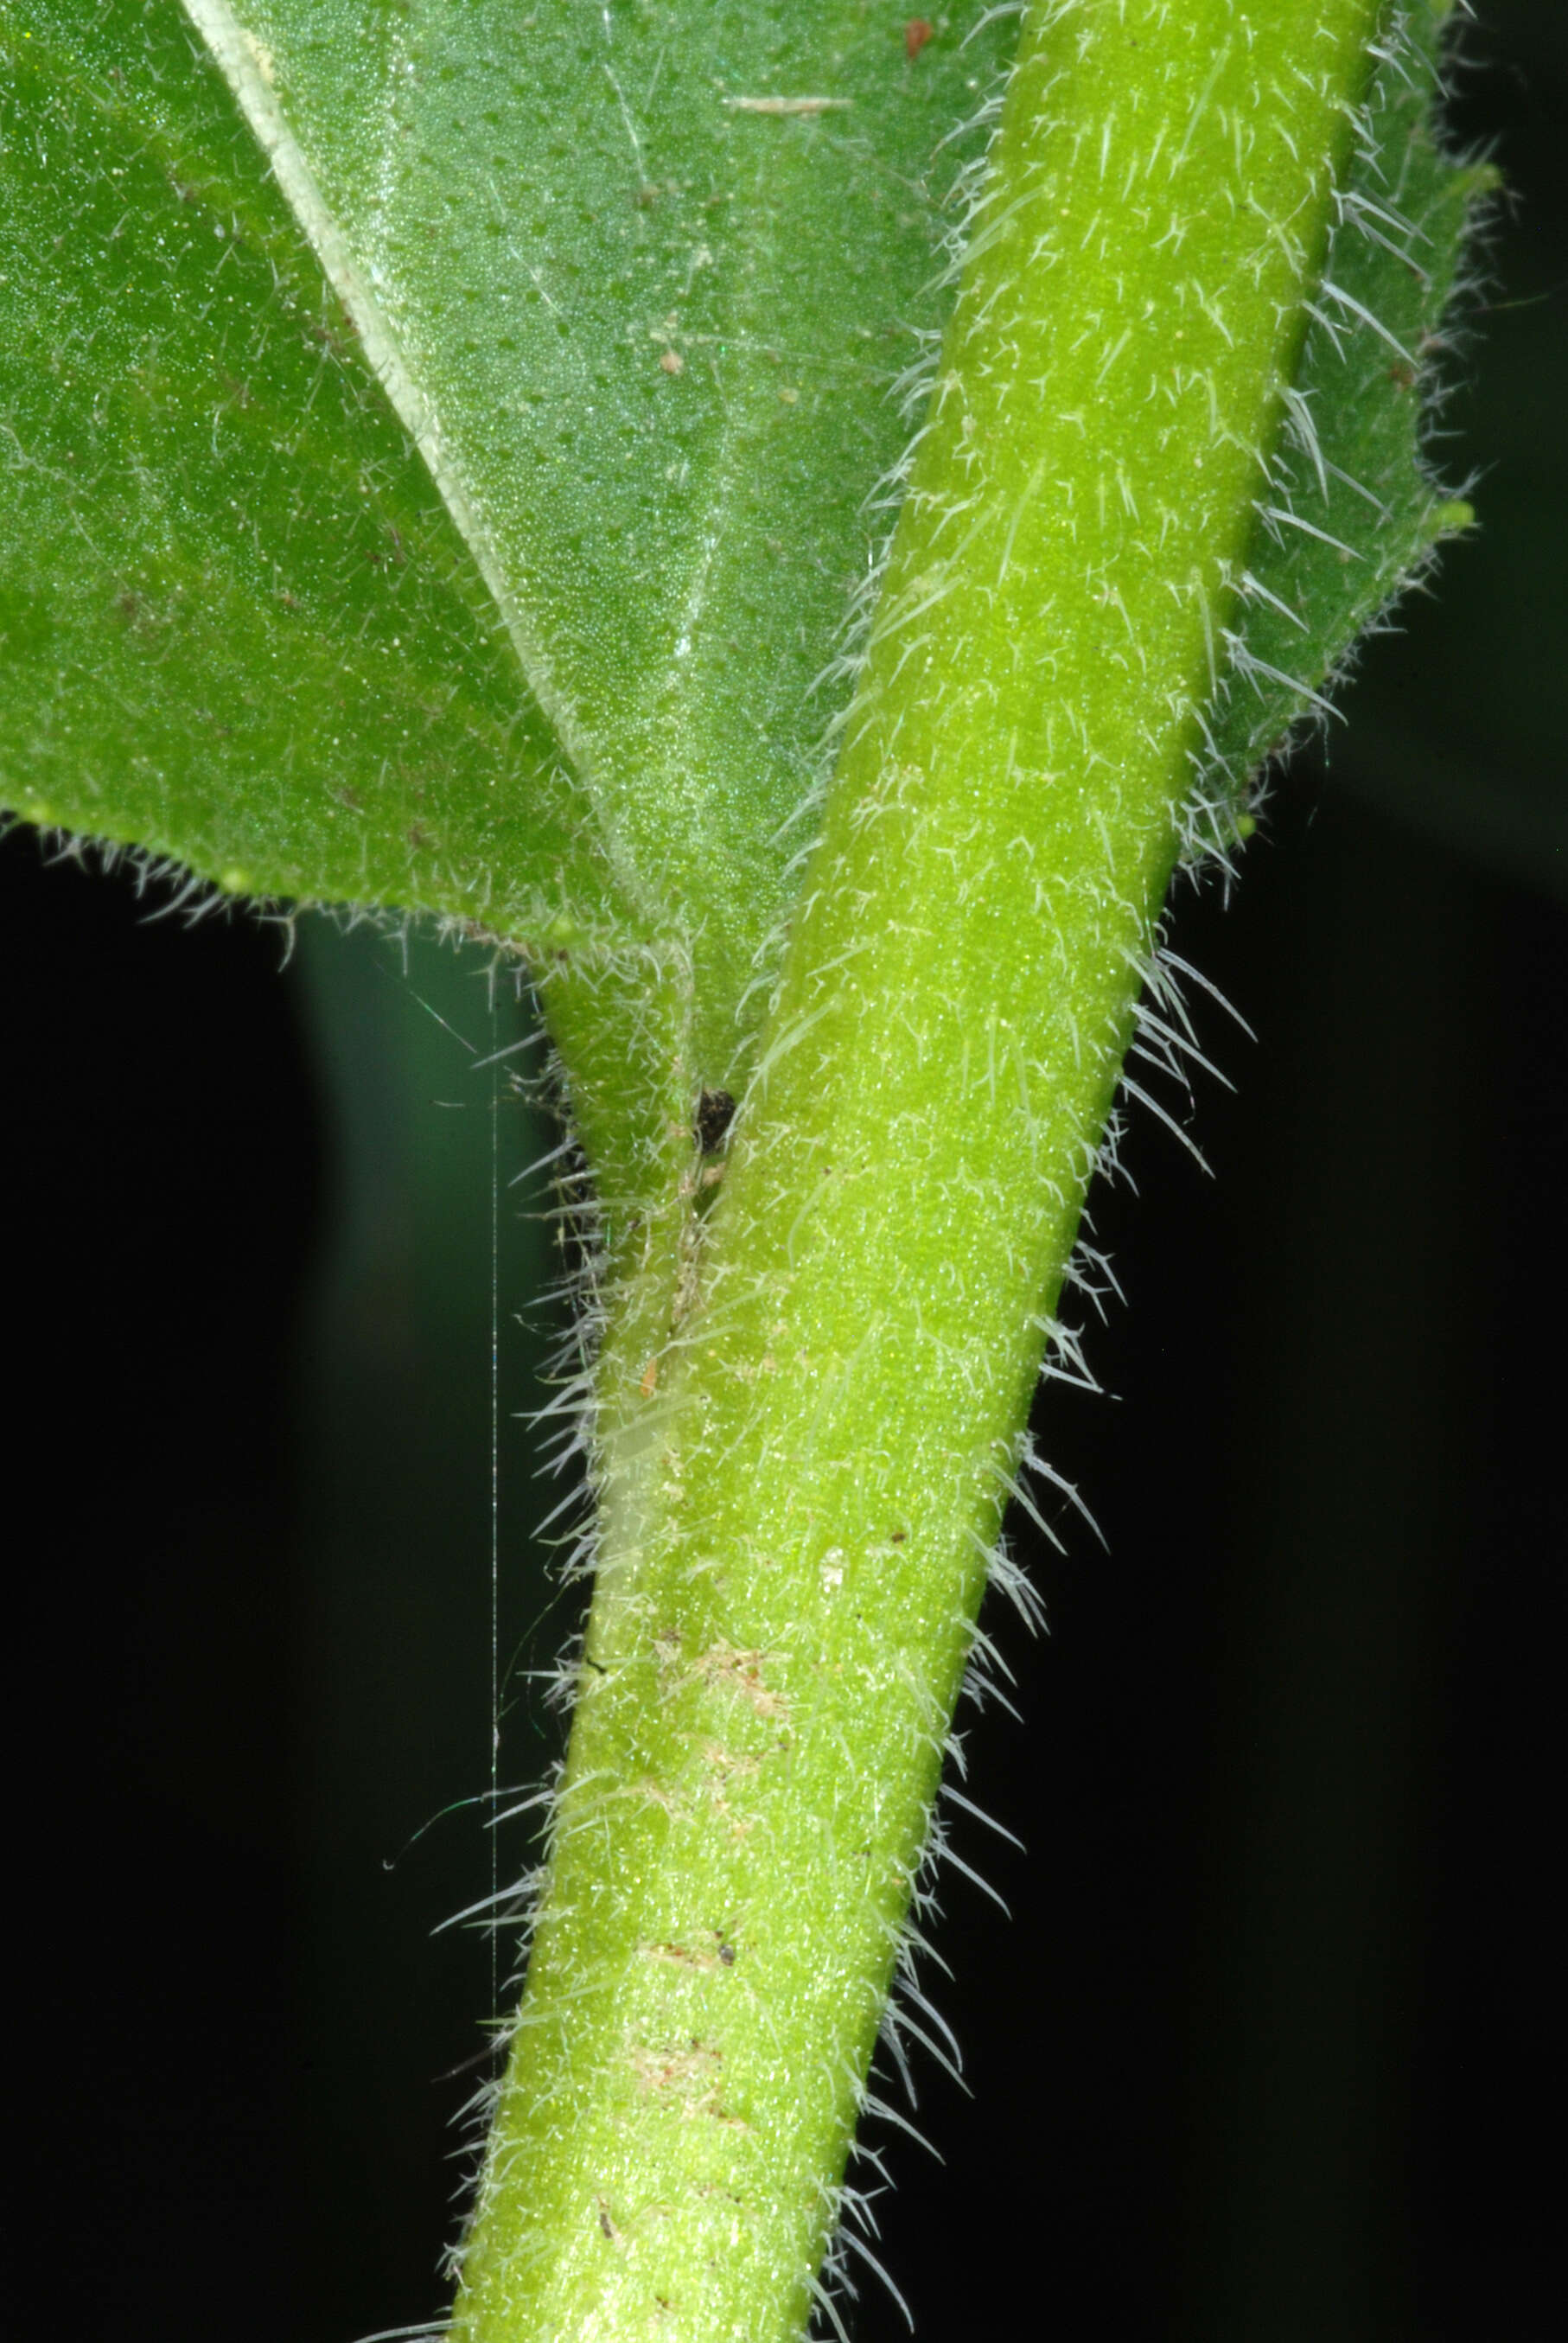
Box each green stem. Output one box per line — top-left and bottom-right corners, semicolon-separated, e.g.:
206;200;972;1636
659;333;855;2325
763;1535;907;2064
456;3;1382;2335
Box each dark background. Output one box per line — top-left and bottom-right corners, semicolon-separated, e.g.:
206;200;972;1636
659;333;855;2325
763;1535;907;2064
3;6;1562;2336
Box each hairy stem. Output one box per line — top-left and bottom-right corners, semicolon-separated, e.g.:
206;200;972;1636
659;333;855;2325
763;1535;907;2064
456;3;1383;2336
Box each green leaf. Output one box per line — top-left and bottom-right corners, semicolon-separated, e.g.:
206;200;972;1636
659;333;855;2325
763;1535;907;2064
2;3;631;948
1199;0;1490;832
3;2;1020;1045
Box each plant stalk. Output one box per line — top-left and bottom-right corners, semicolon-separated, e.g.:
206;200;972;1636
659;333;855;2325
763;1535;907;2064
455;3;1384;2336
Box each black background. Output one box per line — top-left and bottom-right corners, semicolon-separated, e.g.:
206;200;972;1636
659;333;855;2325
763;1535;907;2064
4;6;1563;2337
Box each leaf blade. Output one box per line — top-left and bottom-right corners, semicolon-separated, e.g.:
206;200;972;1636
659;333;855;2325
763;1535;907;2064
1202;0;1489;825
2;2;634;948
